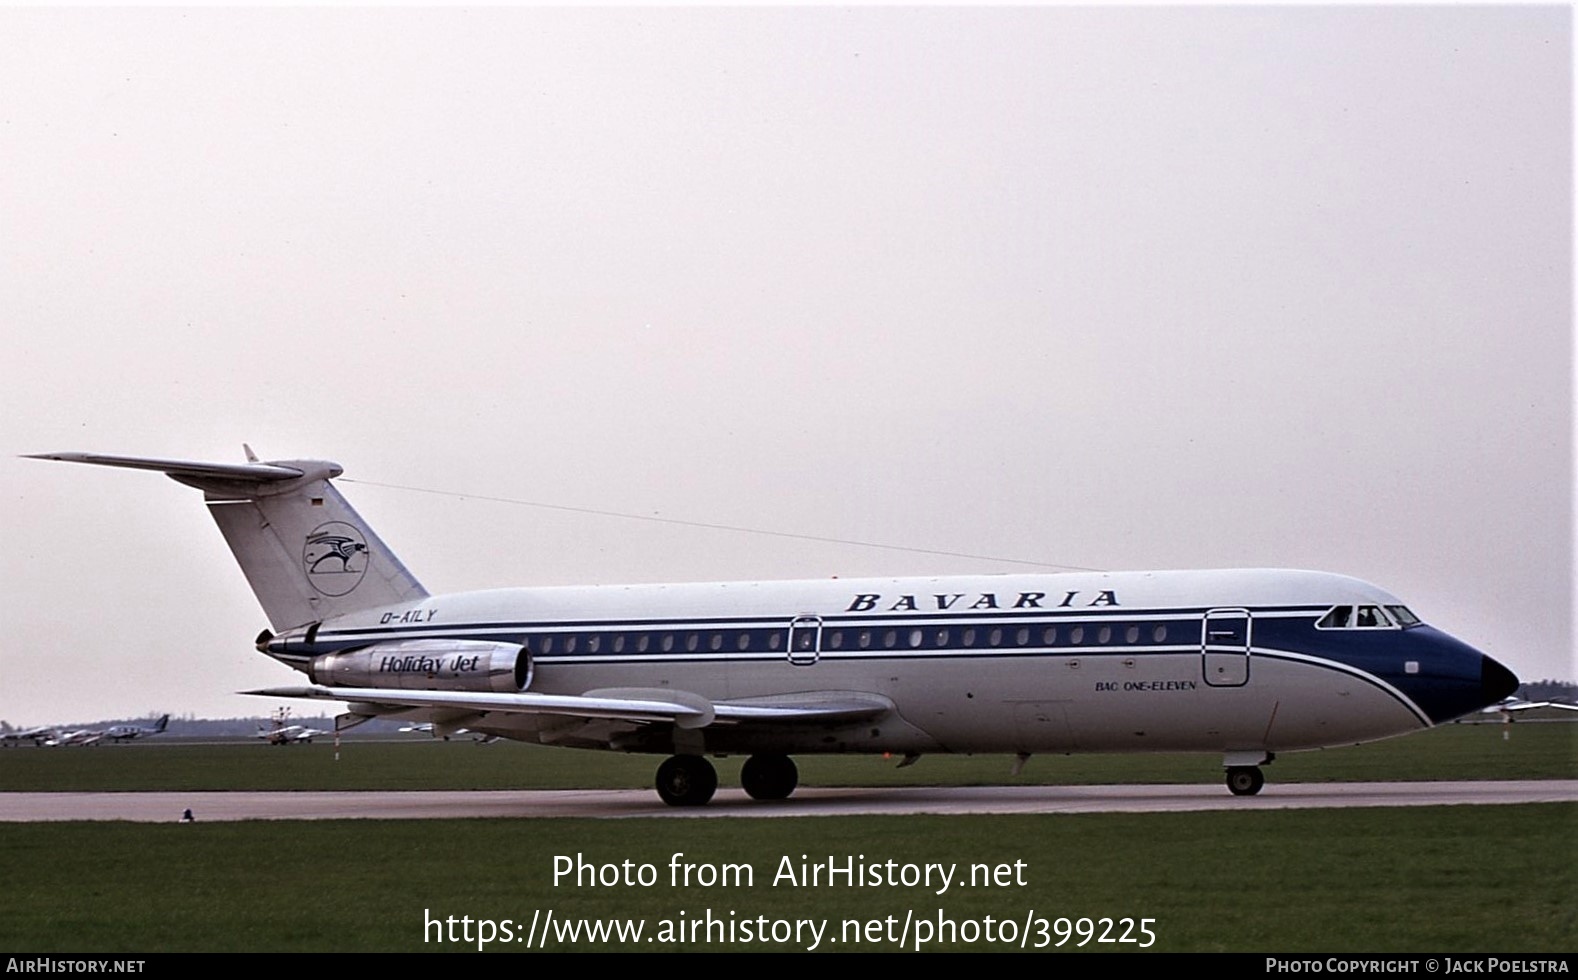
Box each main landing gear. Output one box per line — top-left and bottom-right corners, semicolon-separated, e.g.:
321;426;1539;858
653;753;800;806
655;755;718;807
1225;765;1265;796
740;753;798;801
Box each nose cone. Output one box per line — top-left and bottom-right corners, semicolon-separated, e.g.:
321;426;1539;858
1394;627;1523;724
1481;655;1519;705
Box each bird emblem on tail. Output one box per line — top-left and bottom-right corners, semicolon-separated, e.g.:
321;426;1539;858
302;522;369;595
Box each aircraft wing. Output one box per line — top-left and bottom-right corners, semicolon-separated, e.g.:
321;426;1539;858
707;692;897;725
1480;698;1578;714
247;686;893;730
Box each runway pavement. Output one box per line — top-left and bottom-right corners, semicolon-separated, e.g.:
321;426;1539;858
0;780;1571;821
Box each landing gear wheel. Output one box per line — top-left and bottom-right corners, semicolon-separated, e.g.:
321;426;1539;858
740;753;799;801
1225;765;1265;796
656;755;717;806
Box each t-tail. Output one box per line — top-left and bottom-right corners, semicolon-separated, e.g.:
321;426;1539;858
24;451;426;632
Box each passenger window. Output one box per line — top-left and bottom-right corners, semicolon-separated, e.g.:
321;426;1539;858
935;629;950;647
686;634;699;652
1016;627;1030;646
1042;626;1057;645
638;635;651;653
1070;626;1084;645
1098;626;1112;644
859;630;872;649
827;630;844;650
541;636;554;654
565;636;578;654
909;629;923;648
613;635;625;653
588;635;601;653
709;634;722;652
962;628;976;647
768;633;782;651
737;633;750;651
661;634;675;652
1152;625;1167;643
883;630;897;649
989;628;1002;647
1125;625;1139;643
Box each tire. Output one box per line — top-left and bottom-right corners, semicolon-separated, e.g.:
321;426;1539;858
1225;765;1265;796
740;753;799;801
655;755;718;806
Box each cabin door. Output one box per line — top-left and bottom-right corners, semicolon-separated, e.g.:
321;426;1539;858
1202;608;1251;687
787;615;822;666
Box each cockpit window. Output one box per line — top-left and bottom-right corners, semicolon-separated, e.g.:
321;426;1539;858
1316;605;1353;629
1386;605;1421;627
1355;605;1391;628
1318;603;1405;630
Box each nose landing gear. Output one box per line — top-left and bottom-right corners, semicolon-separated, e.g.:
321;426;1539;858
1225;765;1265;796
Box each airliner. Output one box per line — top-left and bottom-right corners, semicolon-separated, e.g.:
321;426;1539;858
27;450;1519;805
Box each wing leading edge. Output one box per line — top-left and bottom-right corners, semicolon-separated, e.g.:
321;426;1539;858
246;686;894;731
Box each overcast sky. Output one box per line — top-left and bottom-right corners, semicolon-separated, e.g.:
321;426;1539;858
1;6;1571;727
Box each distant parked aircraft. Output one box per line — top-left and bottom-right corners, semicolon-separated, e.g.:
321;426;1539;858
106;714;170;742
256;708;326;745
1;726;56;747
44;728;103;747
399;722;497;744
1479;697;1578;722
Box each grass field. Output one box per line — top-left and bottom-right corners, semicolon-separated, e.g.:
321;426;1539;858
1;721;1572;792
0;806;1572;952
3;723;1571;953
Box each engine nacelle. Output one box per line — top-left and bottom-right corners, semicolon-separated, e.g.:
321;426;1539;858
309;639;531;693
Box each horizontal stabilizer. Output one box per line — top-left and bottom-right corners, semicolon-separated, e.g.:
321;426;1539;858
22;452;308;483
29;449;422;630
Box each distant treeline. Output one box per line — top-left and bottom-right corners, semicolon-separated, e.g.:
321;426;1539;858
1516;679;1577;702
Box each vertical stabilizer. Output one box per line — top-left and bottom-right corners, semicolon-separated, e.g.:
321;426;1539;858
24;452;427;630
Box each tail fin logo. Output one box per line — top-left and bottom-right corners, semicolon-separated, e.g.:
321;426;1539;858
302;522;369;596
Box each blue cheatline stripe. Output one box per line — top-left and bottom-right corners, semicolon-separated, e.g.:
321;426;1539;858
311;604;1330;643
1252;649;1432;726
314;599;1338;637
533;645;1207;667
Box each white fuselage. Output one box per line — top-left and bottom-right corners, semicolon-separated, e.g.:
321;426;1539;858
269;568;1506;759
